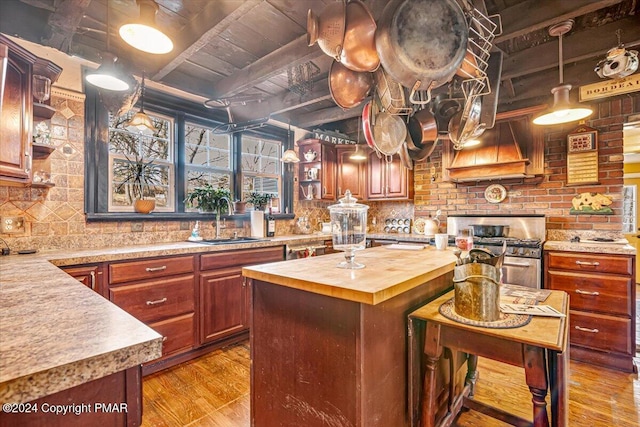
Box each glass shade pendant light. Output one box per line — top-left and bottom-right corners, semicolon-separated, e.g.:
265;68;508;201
533;20;592;126
119;0;173;55
85;2;130;91
126;72;155;134
349;115;367;161
282;123;300;163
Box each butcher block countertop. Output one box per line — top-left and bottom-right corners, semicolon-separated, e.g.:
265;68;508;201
0;234;333;405
243;245;458;305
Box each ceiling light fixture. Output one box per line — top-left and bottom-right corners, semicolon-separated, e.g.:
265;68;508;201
350;115;367;161
533;20;592;126
119;0;173;55
85;2;130;91
126;72;155;134
282;123;300;163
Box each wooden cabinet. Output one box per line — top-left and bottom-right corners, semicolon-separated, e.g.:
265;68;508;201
108;255;197;365
62;264;105;297
199;246;284;345
366;150;414;200
298;138;336;201
545;250;636;372
336;145;366;200
0;35;61;186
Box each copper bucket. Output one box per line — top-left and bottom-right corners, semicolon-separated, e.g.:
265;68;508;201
453;263;501;321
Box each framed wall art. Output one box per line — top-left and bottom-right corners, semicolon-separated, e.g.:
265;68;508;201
566;125;599;185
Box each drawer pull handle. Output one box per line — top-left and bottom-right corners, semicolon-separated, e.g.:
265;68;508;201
162;336;168;342
575;260;600;267
576;289;600;296
145;266;167;272
146;297;167;306
575;326;599;334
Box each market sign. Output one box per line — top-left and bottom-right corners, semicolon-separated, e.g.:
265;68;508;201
579;72;640;102
310;129;357;145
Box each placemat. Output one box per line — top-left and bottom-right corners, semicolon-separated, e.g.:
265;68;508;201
439;298;532;329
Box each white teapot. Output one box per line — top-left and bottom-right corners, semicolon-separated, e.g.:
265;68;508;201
304;150;317;161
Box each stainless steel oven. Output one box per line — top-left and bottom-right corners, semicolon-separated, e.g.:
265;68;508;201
447;215;545;289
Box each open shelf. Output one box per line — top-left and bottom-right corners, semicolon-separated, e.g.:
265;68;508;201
32;143;55;159
33;102;57;119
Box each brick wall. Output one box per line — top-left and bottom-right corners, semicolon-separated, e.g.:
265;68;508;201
409;93;640;240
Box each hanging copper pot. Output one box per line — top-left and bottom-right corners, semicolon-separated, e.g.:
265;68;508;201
328;60;373;109
408;109;438;145
307;2;346;60
339;0;380;72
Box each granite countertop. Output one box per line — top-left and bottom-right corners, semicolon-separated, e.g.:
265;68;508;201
0;233;332;404
544;240;636;255
243;245;457;305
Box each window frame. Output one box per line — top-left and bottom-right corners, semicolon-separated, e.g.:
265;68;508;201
84;84;294;221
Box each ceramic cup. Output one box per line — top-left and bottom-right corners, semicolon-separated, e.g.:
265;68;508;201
435;233;448;250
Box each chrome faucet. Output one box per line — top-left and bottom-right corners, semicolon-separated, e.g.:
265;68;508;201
214;198;234;239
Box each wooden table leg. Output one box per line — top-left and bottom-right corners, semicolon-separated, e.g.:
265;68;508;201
548;349;568;427
523;345;549;427
420;322;442;427
465;354;478;398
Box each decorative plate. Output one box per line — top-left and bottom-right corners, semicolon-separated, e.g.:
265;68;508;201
484;184;507;204
413;218;426;234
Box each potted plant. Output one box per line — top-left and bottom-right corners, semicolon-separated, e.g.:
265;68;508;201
246;192;275;211
184;184;232;216
114;153;162;213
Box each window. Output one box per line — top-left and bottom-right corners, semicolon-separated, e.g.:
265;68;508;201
240;134;282;211
108;111;174;212
185;122;232;211
85;86;293;219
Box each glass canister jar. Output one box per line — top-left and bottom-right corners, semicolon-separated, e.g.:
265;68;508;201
328;190;369;269
455;226;474;251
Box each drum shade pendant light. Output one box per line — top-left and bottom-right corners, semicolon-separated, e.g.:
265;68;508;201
282;123;300;163
533;20;592;126
85;2;129;91
119;0;173;54
126;73;155;134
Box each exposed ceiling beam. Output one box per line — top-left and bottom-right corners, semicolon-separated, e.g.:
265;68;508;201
152;0;260;81
494;0;624;43
42;0;91;53
211;34;324;98
292;104;364;129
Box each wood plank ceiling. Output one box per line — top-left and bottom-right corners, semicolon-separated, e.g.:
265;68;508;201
1;0;639;135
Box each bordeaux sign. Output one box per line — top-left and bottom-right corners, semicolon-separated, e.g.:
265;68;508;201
579;73;640;102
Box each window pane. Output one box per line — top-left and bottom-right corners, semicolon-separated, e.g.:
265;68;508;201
186;170;231;191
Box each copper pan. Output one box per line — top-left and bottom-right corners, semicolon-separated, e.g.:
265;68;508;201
455;50;480;79
362;101;376;150
339;0;379;72
408;109;438;145
408;138;438;162
307;3;346;60
328;60;373;109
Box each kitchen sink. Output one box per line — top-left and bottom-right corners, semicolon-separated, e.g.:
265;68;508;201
191;237;267;245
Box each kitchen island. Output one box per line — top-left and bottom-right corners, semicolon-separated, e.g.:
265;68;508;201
243;245;458;427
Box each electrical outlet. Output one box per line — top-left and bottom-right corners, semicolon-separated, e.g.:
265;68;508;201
0;217;25;234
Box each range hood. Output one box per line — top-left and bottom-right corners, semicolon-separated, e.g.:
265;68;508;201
443;106;545;182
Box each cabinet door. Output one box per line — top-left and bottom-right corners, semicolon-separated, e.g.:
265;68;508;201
366;150;386;200
199;267;248;345
320;143;337;200
0;43;32;183
62;264;104;296
336;146;366;200
386;154;413;199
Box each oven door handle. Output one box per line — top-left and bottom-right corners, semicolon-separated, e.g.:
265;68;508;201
502;262;531;268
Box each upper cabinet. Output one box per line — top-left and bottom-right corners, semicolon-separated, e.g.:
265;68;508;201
336;145;366;200
366;150;414;200
442;106;545;183
298;139;337;201
0;34;61;186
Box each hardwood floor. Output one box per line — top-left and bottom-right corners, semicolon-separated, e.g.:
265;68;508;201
142;341;639;427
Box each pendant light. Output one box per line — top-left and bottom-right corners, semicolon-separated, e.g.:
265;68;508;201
119;0;174;55
126;72;155;134
85;2;130;91
533;20;592;126
349;115;367;161
282;123;300;163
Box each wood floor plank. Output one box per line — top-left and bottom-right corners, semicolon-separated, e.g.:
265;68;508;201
142;342;639;427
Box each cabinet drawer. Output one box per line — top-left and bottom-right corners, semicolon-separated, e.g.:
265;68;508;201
109;275;195;323
109;255;195;284
201;246;284;270
570;311;632;355
149;312;195;357
547;271;632;316
546;252;632;275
